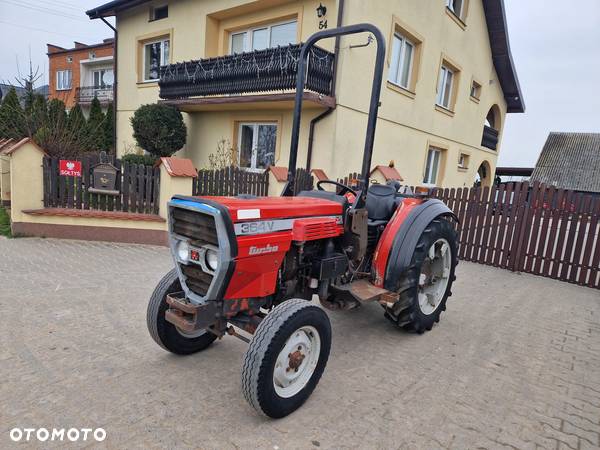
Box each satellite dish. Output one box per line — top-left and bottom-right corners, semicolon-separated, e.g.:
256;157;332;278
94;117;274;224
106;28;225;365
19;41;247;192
102;70;114;86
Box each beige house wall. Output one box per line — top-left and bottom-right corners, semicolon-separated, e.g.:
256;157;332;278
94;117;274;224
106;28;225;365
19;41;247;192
114;0;511;189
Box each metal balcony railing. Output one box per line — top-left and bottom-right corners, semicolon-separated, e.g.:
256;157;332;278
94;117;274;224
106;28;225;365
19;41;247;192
76;86;114;104
158;43;335;100
482;125;499;150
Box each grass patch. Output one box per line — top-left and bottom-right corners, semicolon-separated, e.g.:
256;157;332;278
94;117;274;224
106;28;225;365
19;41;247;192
0;206;11;237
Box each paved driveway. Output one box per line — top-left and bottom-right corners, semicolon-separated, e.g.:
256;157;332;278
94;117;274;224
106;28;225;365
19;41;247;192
1;238;599;449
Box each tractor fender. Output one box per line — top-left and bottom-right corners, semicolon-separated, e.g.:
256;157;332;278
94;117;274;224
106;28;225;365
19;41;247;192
382;199;457;292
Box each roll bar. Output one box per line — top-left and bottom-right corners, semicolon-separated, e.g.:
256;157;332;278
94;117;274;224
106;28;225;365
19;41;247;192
283;23;386;203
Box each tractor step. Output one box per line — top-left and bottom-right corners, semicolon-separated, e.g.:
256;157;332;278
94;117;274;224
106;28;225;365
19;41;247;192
334;279;399;306
165;292;218;333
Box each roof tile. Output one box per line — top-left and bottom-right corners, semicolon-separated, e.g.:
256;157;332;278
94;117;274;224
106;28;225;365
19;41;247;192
158;157;197;177
530;132;600;193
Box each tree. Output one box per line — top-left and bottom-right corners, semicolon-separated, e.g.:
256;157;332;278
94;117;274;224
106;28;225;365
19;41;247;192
130;103;186;157
87;96;105;150
0;87;27;139
208;139;237;169
103;102;114;152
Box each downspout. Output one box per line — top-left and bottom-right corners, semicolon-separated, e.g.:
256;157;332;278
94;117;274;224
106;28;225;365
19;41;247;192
305;0;344;171
101;17;117;154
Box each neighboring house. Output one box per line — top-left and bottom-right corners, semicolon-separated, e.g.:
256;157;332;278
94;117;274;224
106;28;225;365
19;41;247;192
87;0;524;188
47;39;115;112
530;132;600;194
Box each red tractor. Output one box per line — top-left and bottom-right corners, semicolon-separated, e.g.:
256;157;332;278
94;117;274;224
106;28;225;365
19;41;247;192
147;24;458;418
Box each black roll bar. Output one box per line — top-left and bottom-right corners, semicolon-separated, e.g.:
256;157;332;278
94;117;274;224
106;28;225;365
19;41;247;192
283;23;386;202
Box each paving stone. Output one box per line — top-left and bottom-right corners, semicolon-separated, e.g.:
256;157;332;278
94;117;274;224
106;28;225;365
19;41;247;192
1;237;599;449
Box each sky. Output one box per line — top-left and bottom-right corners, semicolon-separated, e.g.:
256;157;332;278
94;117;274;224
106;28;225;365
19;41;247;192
0;0;599;167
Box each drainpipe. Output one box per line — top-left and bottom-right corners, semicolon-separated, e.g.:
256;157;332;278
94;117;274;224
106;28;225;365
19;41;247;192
101;17;117;154
305;0;344;171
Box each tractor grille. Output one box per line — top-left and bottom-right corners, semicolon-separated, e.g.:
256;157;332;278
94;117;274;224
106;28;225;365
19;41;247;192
171;207;218;297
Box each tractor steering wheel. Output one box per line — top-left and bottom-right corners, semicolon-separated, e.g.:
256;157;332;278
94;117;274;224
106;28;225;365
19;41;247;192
316;180;357;197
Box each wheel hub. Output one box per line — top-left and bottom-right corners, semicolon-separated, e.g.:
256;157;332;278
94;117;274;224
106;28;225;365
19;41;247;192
418;238;451;315
287;349;306;372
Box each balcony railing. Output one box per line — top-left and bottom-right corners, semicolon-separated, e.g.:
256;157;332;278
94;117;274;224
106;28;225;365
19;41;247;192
482;125;499;150
76;86;114;104
158;43;335;100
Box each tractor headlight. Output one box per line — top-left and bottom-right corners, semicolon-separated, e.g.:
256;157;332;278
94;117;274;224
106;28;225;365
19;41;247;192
205;248;219;271
176;240;190;262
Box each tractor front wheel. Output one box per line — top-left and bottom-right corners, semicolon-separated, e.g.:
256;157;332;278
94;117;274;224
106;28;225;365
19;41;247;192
241;299;331;418
386;218;458;333
146;269;217;355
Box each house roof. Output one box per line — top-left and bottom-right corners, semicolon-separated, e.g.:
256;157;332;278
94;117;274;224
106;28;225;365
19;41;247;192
158;157;197;177
46;39;115;56
267;166;289;182
530;133;600;194
87;0;524;112
370;165;404;181
0;138;48;156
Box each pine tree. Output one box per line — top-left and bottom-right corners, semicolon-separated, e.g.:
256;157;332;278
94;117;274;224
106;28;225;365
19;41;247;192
47;99;68;126
87;96;105;151
67;103;88;151
0;87;27;139
103;102;114;152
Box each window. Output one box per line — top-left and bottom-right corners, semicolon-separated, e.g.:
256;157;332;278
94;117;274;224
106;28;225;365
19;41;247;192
436;65;454;109
238;123;277;170
56;70;72;90
470;79;482;100
93;69;113;89
446;0;464;19
388;33;414;89
150;5;168;21
230;20;297;53
423;148;442;185
458;153;470;169
143;38;170;81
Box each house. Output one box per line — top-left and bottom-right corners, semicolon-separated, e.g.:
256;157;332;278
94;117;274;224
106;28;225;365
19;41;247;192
86;0;524;188
47;39;115;112
530;132;600;194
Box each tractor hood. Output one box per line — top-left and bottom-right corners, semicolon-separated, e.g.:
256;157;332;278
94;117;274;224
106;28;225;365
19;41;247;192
176;195;344;222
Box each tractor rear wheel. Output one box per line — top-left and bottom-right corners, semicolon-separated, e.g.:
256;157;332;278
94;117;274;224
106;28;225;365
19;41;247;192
385;218;458;333
241;299;331;418
147;269;217;355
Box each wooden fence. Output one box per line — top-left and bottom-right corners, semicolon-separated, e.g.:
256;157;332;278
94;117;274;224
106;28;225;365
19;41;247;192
431;182;600;289
193;166;269;196
42;156;160;214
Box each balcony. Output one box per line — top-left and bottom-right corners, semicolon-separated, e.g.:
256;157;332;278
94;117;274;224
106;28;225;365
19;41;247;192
158;43;336;111
76;86;113;104
481;125;499;150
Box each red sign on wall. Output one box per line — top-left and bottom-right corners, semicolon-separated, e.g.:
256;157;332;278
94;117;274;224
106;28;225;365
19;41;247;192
59;160;82;177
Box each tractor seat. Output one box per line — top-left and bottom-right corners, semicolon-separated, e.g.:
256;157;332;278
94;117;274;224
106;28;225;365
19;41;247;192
366;184;397;222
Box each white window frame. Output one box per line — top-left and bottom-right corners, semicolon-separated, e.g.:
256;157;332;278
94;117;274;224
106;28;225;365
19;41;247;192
446;0;464;19
229;19;298;54
237;122;278;172
388;32;415;90
143;38;170;82
56;70;72;91
423;148;442;186
436;65;454;109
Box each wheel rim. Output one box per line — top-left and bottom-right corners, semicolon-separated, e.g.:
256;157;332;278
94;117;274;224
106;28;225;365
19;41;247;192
175;327;206;338
418;238;452;315
273;325;321;398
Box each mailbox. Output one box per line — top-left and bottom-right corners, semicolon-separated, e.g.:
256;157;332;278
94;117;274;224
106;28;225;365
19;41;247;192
89;162;119;196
